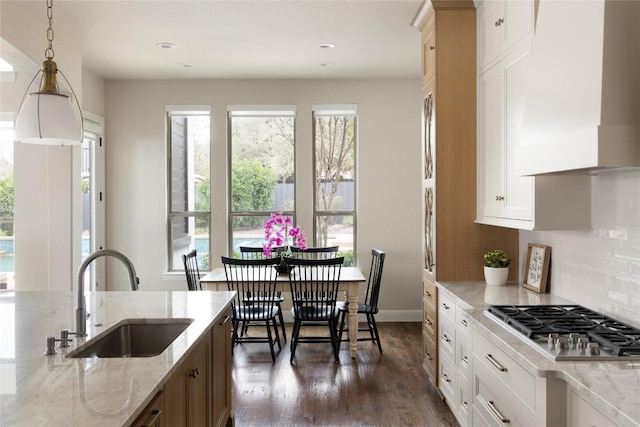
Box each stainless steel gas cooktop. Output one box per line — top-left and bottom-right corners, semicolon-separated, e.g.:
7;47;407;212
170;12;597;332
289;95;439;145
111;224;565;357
485;304;640;361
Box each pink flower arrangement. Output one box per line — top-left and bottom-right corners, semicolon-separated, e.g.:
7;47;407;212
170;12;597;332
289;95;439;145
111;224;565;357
262;212;307;259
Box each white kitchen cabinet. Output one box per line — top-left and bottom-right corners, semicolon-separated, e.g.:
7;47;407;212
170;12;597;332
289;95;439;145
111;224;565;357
476;3;591;230
567;388;619;427
472;327;568;427
477;0;533;73
437;288;472;427
477;41;533;223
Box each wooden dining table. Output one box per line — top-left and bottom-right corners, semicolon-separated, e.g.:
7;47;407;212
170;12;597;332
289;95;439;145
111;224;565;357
200;266;367;358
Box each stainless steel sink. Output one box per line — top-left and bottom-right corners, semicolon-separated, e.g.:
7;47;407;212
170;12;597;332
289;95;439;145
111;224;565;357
66;318;194;358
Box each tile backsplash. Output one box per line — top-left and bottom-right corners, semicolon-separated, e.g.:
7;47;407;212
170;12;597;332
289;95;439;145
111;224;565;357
519;170;640;325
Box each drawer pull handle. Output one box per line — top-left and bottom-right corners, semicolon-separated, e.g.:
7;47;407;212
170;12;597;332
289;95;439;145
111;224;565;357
442;334;451;343
461;319;468;327
487;400;509;423
485;354;507;372
442;373;451;383
425;291;431;297
462;355;468;365
425;318;432;326
141;409;162;427
425;352;432;361
442;303;450;310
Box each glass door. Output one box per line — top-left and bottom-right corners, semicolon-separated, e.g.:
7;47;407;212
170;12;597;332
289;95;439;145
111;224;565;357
80;116;104;292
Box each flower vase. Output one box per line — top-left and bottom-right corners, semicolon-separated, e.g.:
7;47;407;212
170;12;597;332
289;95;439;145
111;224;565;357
484;266;509;286
275;264;294;274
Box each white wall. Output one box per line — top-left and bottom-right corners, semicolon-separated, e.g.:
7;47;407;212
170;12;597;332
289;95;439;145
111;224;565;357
520;171;640;325
104;78;424;318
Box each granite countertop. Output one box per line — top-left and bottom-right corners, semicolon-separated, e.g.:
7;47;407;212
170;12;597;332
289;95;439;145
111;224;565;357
436;281;640;427
0;290;235;427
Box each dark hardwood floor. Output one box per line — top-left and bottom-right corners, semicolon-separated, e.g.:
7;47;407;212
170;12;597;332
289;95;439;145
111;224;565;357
231;322;459;426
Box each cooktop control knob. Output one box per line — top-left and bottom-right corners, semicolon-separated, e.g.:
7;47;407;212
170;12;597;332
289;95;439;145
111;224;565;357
557;337;570;351
548;333;559;348
577;337;590;353
587;342;600;356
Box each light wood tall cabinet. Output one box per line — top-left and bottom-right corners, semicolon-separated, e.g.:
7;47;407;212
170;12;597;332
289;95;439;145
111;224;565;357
415;0;519;388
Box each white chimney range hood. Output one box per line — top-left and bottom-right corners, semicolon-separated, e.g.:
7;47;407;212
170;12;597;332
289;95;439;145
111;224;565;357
517;0;639;176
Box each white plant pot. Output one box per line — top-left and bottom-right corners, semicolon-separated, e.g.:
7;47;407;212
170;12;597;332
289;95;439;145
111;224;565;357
484;266;509;286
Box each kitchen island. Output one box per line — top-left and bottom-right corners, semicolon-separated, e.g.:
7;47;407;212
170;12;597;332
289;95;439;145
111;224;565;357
435;281;639;427
0;290;235;426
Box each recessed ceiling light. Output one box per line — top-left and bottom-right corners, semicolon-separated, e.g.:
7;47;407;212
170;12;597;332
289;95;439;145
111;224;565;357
318;43;336;49
156;42;176;49
179;62;193;68
319;62;334;67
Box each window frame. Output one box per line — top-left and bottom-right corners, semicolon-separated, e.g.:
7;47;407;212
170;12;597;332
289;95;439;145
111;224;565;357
166;106;211;272
312;105;358;263
227;106;297;256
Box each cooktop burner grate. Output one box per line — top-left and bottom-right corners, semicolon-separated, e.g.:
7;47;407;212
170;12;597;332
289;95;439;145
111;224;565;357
486;304;640;360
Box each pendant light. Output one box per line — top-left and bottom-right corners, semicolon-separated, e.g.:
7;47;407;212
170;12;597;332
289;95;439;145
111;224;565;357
14;0;83;145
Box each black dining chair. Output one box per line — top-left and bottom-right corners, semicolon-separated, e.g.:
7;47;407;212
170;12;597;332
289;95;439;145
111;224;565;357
290;246;339;260
337;248;386;353
285;256;344;363
221;256;282;362
182;249;201;291
239;245;287;342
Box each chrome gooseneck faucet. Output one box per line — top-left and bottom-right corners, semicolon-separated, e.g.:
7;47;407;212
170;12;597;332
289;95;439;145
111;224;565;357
75;249;139;336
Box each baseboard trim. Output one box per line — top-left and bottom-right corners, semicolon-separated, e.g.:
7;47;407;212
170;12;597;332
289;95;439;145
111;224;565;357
282;310;421;323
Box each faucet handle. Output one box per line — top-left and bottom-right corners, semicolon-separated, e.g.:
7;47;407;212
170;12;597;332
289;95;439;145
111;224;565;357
59;329;77;347
44;335;73;356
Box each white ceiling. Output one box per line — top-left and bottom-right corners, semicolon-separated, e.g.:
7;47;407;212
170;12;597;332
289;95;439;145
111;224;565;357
3;0;424;80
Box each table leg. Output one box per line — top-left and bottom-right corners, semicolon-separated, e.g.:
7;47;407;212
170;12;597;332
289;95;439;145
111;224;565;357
347;283;358;358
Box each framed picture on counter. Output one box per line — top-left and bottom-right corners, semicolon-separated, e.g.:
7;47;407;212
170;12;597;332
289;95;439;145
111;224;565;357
523;243;551;293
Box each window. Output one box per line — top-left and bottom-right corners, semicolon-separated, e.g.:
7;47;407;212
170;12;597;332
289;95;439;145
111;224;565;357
313;105;357;266
228;106;296;256
0;115;14;289
167;108;211;271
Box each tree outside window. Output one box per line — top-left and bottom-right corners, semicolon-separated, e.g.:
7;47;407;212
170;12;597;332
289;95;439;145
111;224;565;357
313;106;357;266
228;108;295;255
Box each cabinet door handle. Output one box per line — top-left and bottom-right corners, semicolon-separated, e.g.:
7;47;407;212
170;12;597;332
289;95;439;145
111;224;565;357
487;400;509;423
441;303;450;310
485;354;507;372
425;291;431;297
442;334;451;343
429;45;435;51
494;18;504;27
190;367;199;378
495;195;505;201
442;373;451;383
222;315;231;325
461;319;468;327
140;409;162;427
425;318;432;326
425;352;432;361
462;355;468;365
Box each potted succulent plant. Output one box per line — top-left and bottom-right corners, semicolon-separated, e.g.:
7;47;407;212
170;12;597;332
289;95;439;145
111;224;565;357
483;249;510;286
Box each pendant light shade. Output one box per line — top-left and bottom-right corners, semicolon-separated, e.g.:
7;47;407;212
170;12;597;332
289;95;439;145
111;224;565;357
13;0;83;146
14;90;82;145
